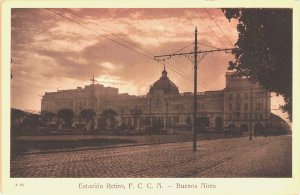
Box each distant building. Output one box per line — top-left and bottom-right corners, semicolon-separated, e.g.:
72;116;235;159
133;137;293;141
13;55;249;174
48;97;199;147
41;69;272;133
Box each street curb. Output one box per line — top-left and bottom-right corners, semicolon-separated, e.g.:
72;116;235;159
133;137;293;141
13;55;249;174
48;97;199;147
15;135;248;156
18;139;195;156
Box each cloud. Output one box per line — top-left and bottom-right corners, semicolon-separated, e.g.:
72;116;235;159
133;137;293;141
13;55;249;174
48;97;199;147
98;62;121;71
11;8;240;112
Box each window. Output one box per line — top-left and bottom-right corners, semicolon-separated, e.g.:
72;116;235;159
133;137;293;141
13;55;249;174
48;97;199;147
256;102;264;111
255;92;264;98
175;104;183;111
236;103;241;111
244;103;248;111
260;113;263;120
244;113;248;120
229;103;232;111
228;113;232;120
237;93;240;100
173;116;179;123
229;94;233;101
235;112;241;120
256;103;262;111
139;117;144;126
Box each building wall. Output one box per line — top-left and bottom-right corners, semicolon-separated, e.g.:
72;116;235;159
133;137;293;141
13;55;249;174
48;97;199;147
41;72;271;132
223;72;271;132
41;84;118;115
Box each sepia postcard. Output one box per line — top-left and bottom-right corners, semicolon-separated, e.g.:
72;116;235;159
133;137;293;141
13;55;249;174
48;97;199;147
1;0;300;195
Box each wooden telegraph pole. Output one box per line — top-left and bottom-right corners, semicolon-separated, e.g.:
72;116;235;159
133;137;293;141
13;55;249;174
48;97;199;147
193;27;198;151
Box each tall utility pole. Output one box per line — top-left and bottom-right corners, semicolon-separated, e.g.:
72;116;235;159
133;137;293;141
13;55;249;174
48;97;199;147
154;27;236;151
193;27;198;151
249;87;253;140
264;89;268;137
149;98;152;131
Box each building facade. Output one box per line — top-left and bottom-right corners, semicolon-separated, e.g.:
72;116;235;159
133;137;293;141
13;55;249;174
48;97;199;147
41;70;271;133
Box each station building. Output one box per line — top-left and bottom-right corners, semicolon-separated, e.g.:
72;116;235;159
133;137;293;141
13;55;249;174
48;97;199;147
41;69;271;133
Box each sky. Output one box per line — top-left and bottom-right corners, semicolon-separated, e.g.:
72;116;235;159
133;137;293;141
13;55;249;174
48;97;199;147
10;8;290;123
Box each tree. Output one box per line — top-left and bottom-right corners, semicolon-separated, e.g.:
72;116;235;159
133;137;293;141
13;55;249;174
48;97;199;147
11;108;41;133
101;109;118;131
79;109;96;130
79;109;96;121
11;108;27;133
221;8;292;121
57;108;75;128
11;108;26;120
40;111;56;123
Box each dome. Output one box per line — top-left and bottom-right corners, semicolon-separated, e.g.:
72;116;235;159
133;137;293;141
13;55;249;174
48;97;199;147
148;68;179;96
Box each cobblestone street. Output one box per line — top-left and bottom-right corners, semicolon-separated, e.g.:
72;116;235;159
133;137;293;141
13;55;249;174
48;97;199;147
11;135;292;178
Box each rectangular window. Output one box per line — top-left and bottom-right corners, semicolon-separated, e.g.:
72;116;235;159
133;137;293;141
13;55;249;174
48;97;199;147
260;113;263;120
139;117;144;126
121;117;126;125
228;113;232;120
255;92;264;98
175;104;183;111
256;103;261;111
236;103;241;111
244;113;248;120
244;103;248;111
229;94;233;101
173;116;179;123
229;103;232;111
236;112;240;120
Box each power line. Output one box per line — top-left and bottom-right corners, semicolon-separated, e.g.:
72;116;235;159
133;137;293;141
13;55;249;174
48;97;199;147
173;42;220;54
64;8;195;81
46;8;193;82
63;8;144;51
192;8;229;48
204;9;234;46
46;9;154;60
172;42;194;54
67;8;218;86
198;42;220;49
60;8;194;81
46;8;225;91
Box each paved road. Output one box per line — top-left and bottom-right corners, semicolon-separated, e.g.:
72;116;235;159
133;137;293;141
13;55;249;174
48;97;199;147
11;136;291;178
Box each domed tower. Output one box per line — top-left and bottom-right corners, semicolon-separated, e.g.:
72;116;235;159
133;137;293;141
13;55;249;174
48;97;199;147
148;67;179;96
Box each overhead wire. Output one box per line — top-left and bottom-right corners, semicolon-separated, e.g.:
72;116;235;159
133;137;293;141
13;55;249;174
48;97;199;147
191;9;236;88
46;8;234;90
46;8;193;81
192;8;230;48
204;9;234;46
198;42;220;49
61;8;193;81
70;8;216;89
